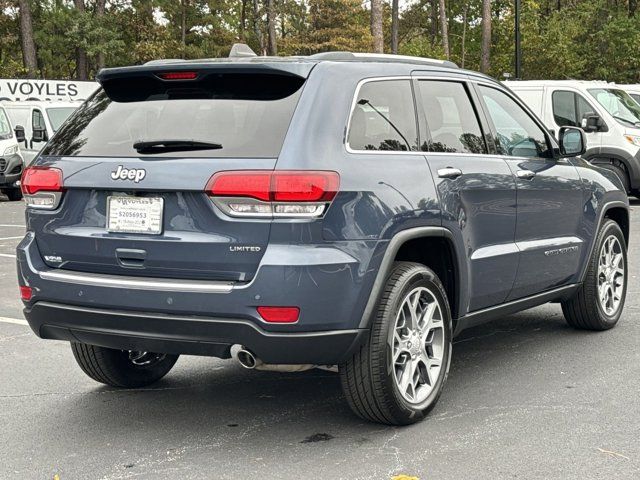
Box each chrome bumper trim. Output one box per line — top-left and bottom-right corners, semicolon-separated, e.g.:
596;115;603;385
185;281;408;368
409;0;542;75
38;269;235;293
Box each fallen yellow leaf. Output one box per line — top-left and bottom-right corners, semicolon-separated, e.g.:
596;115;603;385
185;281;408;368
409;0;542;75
391;475;419;480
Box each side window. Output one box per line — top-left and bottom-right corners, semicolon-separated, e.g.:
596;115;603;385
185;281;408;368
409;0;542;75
479;86;552;159
32;109;45;130
347;79;418;152
418;80;486;154
552;90;577;127
631;93;640;105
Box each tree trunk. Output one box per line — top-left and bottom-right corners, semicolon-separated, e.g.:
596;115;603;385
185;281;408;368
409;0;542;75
181;0;187;55
252;0;265;55
240;0;247;41
96;0;106;70
438;0;449;59
74;0;88;80
391;0;399;54
266;0;277;55
371;0;383;53
461;4;468;69
17;0;38;78
480;0;491;73
430;0;438;46
630;0;637;17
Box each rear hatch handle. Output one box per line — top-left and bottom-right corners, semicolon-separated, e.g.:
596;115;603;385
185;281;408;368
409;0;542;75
115;248;146;269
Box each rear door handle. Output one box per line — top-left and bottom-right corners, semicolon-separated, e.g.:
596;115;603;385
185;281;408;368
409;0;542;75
516;169;536;180
438;167;463;179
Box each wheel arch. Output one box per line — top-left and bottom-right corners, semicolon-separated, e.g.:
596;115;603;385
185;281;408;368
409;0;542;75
578;200;630;283
584;147;640;190
359;227;464;330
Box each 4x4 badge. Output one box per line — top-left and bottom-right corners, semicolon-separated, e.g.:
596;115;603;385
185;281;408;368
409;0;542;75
111;165;146;183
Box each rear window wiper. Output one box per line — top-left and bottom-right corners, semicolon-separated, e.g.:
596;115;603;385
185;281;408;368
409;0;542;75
133;139;223;153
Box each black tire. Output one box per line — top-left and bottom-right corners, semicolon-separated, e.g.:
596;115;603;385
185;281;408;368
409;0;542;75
601;163;630;194
71;342;179;388
339;262;452;425
3;188;22;201
561;219;627;330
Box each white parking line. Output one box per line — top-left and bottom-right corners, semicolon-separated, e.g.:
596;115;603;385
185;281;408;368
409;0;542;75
0;225;25;228
0;253;16;258
0;236;23;241
0;316;28;326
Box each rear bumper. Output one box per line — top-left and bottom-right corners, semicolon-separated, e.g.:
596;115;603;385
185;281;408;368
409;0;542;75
17;232;382;362
24;301;367;364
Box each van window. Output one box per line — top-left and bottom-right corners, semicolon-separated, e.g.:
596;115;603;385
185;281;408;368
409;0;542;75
479;85;551;159
348;80;418;152
4;107;29;133
42;74;305;158
418;80;486;154
630;93;640;105
0;108;11;138
588;88;640;128
32;109;46;130
47;107;76;132
552;90;595;127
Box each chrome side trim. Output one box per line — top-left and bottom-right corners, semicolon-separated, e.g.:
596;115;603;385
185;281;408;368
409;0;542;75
38;269;235;293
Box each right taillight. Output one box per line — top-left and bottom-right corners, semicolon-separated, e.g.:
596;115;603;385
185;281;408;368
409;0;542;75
21;167;64;209
206;170;339;218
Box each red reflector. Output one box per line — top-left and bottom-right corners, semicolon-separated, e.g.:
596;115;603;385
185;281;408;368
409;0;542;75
21;167;63;195
257;306;300;323
20;286;33;301
206;171;339;202
207;171;271;202
158;71;198;80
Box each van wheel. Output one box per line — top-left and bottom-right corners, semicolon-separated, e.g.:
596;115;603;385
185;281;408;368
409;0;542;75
71;342;179;388
4;188;22;201
561;220;627;330
339;262;452;425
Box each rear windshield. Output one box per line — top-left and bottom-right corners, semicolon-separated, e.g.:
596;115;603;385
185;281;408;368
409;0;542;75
42;73;304;158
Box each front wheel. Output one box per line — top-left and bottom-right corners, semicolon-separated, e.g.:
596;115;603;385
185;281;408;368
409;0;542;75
562;219;627;330
71;343;179;388
340;262;452;425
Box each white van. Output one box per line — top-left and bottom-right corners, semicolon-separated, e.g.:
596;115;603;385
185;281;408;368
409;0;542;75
0;104;24;200
4;101;81;165
505;80;640;195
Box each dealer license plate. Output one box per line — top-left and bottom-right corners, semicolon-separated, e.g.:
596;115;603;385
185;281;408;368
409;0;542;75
107;196;163;235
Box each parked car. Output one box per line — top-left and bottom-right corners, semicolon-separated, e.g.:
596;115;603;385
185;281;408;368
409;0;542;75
506;80;640;196
0;104;24;200
617;84;640;105
4;100;82;165
17;50;629;425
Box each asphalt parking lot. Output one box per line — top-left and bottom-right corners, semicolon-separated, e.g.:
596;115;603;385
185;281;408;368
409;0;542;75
0;196;638;480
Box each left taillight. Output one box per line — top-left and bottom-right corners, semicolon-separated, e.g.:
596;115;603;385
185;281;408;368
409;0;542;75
206;170;339;218
21;167;64;210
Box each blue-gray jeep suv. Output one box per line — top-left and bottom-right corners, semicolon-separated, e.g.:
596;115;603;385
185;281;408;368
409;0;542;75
16;51;630;425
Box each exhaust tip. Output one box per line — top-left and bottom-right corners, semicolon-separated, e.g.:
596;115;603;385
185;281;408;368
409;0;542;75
235;347;257;369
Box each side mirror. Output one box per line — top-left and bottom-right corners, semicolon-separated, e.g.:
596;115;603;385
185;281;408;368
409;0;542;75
559;126;586;157
32;127;48;143
14;125;25;143
581;113;605;133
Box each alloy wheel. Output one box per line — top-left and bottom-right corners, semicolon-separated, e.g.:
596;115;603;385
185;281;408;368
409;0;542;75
390;286;445;405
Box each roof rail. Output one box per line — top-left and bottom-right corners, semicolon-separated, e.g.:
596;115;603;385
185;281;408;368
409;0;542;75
309;51;458;68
